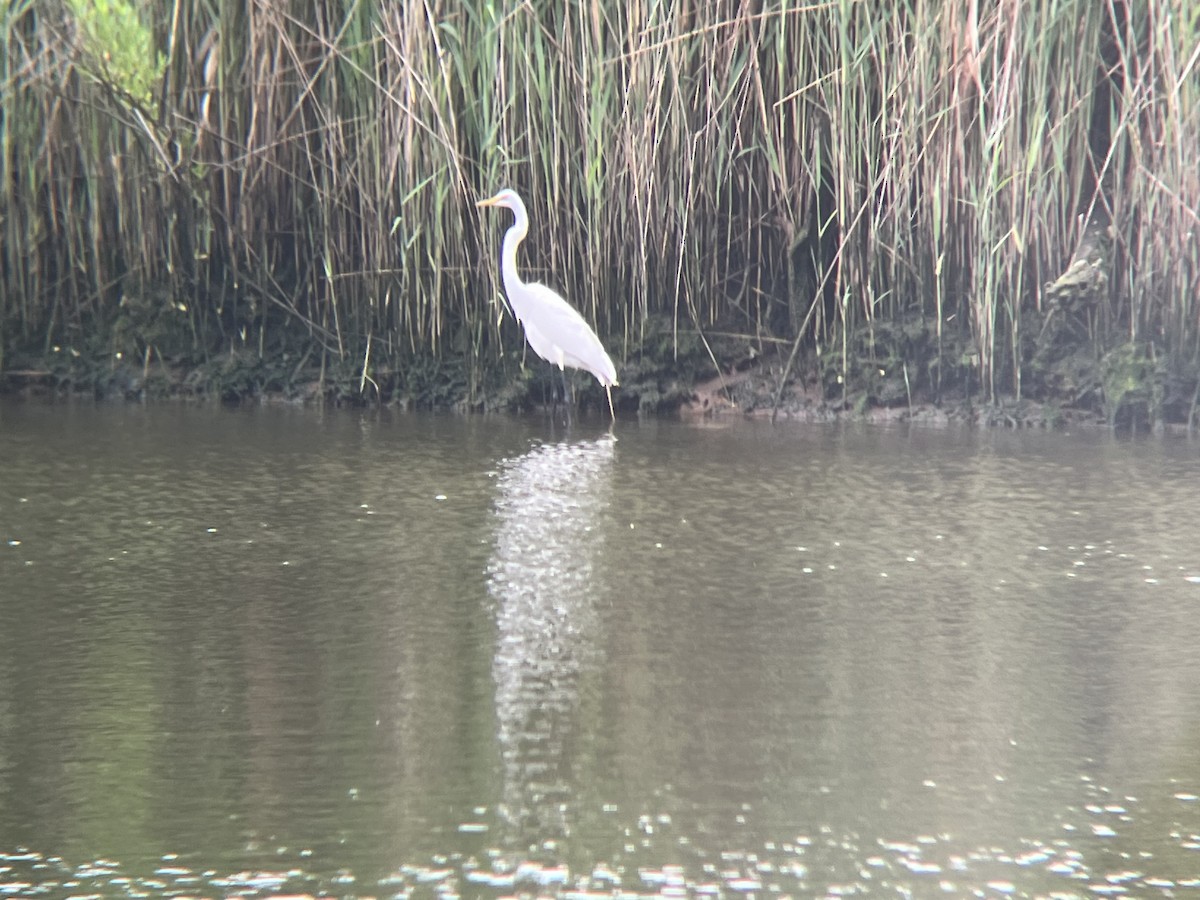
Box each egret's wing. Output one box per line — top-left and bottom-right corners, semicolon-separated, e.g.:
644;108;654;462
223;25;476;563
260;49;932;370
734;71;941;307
507;282;618;386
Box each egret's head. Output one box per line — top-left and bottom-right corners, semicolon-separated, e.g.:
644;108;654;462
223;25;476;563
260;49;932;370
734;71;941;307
476;188;524;214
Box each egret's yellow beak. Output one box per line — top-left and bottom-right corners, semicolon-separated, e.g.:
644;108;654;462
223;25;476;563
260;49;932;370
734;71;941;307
476;194;502;208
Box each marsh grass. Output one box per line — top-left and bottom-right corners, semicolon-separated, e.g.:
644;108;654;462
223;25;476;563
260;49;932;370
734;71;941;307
2;0;1197;417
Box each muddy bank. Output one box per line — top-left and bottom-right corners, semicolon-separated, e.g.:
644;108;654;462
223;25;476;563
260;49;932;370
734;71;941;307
676;368;1195;433
4;344;1192;435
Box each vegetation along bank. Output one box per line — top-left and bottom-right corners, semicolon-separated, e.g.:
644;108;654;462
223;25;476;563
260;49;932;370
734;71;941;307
2;0;1197;428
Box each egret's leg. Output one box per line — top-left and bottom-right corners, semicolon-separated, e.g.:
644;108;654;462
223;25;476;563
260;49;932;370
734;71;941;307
560;368;573;424
545;373;556;416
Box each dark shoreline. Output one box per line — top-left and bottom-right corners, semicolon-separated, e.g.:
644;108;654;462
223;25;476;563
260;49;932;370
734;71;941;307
3;352;1193;435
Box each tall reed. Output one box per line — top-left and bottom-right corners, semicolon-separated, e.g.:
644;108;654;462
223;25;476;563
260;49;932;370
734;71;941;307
2;0;1196;411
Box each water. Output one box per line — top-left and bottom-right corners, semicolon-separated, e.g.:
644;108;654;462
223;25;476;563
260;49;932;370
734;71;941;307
2;400;1200;898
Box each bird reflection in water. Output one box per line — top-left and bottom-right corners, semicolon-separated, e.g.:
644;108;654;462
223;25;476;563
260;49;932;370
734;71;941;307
486;433;616;844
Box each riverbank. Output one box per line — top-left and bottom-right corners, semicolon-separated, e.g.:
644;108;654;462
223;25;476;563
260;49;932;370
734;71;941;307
4;1;1197;435
3;324;1192;434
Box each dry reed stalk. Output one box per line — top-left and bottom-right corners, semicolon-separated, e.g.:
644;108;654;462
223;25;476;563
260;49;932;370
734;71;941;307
1;0;1195;414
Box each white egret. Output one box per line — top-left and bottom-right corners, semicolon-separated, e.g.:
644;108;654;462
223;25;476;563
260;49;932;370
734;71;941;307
477;188;618;418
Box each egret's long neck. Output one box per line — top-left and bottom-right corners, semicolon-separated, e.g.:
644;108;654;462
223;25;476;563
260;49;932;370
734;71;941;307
500;206;530;297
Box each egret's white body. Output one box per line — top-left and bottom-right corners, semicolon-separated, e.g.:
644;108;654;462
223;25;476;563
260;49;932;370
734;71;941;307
477;188;618;417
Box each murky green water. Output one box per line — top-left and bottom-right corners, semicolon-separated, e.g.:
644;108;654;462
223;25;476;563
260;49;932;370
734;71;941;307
2;400;1200;898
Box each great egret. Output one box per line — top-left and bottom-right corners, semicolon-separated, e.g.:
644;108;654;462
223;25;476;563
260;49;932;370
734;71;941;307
477;188;618;418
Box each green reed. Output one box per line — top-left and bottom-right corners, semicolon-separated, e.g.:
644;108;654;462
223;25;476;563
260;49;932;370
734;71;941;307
2;0;1196;411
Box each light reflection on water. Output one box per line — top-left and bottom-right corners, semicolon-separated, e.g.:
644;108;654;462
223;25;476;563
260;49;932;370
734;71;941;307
1;402;1200;897
488;434;615;845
